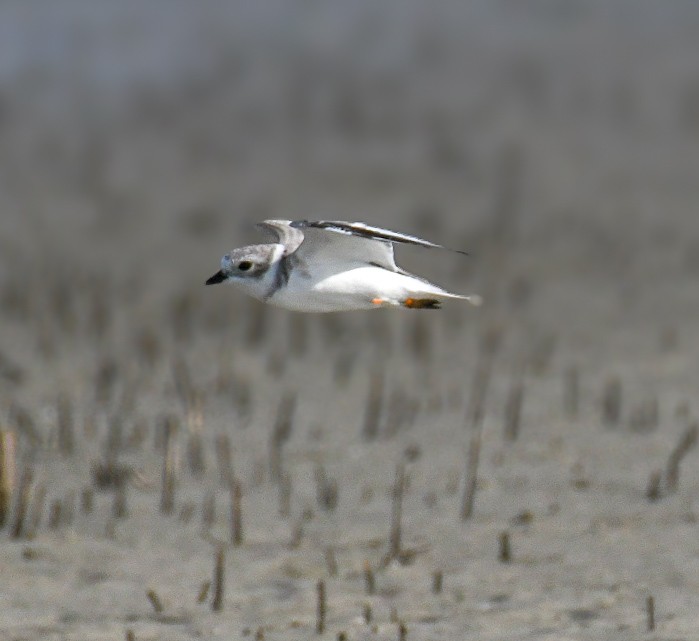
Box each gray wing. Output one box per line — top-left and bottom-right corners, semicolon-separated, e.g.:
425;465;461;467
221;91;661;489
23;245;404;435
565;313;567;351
288;219;399;271
256;220;305;256
290;220;469;256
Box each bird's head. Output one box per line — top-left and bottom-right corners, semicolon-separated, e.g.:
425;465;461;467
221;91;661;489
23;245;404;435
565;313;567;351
205;245;280;297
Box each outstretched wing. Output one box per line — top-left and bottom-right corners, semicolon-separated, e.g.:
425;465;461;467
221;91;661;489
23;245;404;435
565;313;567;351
291;220;468;255
256;219;466;273
288;220;399;271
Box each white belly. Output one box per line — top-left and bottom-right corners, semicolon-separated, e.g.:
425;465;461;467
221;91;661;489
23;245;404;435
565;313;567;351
268;265;447;312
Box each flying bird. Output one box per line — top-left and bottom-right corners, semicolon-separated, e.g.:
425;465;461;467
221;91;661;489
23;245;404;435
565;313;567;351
205;220;481;312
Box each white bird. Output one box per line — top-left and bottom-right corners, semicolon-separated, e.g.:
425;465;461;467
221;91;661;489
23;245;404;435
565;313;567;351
205;219;482;312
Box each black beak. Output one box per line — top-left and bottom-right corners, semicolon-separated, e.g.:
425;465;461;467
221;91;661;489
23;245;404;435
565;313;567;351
205;270;226;285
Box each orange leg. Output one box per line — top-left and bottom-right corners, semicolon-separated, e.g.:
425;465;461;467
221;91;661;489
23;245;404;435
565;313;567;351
403;298;441;309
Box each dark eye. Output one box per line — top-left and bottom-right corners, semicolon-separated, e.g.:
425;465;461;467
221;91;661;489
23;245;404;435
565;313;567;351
238;261;253;272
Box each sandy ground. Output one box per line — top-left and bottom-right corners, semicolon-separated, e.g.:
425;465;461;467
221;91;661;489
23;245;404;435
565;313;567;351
2;3;699;640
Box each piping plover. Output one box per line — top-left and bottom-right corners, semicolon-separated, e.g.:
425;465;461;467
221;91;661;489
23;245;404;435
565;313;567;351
205;219;481;312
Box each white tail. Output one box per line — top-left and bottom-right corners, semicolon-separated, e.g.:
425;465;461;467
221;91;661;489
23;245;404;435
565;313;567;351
438;291;483;306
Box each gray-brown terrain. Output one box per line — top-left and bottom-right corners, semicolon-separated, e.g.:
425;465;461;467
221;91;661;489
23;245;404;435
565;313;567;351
2;3;699;639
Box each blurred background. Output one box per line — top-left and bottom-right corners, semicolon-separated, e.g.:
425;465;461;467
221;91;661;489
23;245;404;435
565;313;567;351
2;2;699;639
2;1;699;315
1;2;698;341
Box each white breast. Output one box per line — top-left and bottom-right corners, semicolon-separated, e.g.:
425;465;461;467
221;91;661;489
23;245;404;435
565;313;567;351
268;265;442;312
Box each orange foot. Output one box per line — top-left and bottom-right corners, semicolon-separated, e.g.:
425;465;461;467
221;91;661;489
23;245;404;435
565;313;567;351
403;298;441;309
